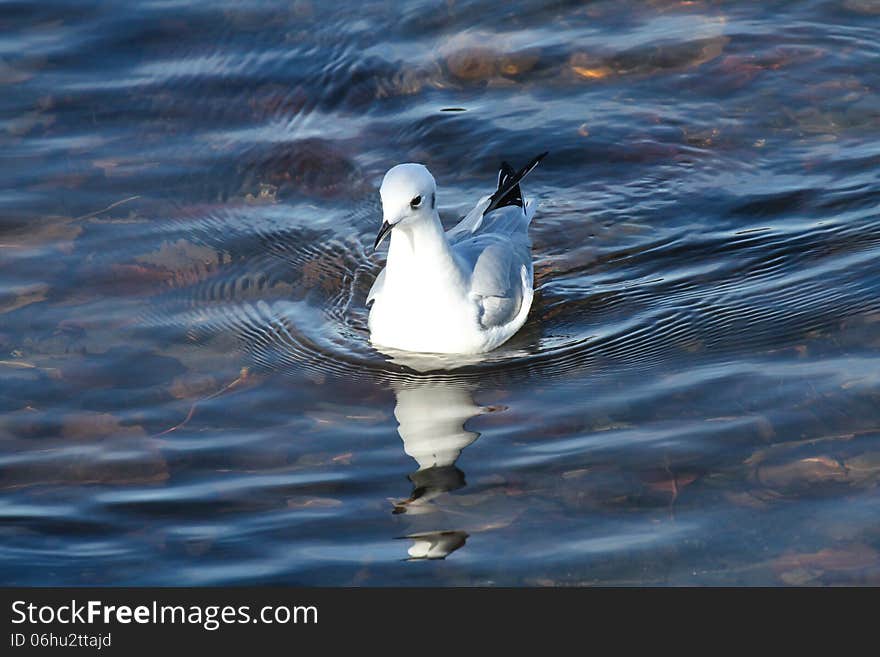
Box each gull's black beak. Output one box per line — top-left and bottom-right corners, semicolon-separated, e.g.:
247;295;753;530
373;220;393;250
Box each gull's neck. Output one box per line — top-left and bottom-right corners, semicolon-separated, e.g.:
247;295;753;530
385;211;463;287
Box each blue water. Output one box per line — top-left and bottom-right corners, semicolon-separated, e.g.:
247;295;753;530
2;0;880;585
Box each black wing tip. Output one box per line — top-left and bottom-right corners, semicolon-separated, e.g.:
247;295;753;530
499;152;547;176
500;151;548;185
524;151;549;172
484;151;548;216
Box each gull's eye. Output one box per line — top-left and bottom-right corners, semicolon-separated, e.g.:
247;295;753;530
410;195;422;209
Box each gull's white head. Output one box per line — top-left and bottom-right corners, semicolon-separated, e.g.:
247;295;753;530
374;163;437;249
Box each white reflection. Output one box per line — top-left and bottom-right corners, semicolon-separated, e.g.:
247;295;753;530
391;378;483;515
395;382;481;472
404;531;469;561
388;376;488;560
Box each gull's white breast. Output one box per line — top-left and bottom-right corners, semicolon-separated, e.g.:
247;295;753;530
368;255;487;354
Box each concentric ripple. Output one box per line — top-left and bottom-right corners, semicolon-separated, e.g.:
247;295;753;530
133;174;880;389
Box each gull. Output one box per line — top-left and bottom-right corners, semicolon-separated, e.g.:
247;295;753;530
367;153;547;354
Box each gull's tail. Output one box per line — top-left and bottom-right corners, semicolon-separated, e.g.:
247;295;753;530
484;151;548;217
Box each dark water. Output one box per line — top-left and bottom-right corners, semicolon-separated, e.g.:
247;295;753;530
2;0;880;586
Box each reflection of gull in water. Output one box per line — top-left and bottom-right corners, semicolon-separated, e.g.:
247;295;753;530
391;380;483;516
377;344;534;373
377;343;524;560
394;382;482;470
404;531;469;561
386;374;494;560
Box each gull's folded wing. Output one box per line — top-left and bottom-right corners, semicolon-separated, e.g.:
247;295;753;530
459;237;530;329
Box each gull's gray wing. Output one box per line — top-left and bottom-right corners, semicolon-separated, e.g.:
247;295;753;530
452;229;532;329
448;202;533;244
445;194;491;242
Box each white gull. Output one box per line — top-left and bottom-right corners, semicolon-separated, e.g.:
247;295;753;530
367;153;547;354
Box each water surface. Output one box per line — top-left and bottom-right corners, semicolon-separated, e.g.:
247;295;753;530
2;0;880;585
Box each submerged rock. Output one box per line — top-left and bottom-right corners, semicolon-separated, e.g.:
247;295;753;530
442;32;542;84
755;455;848;493
61;412;146;440
446;46;498;82
237;138;367;200
61;347;186;389
773;544;880;585
0;437;168;489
